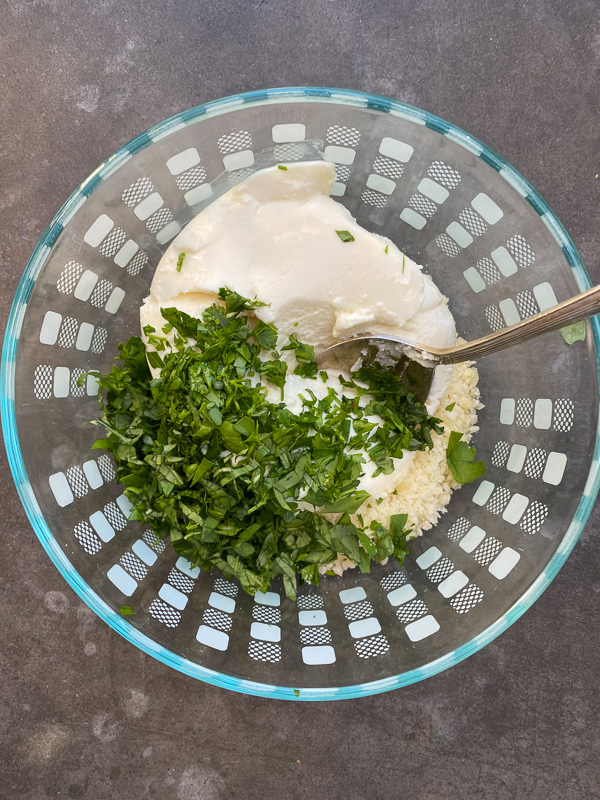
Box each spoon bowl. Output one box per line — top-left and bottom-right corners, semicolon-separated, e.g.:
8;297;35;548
316;284;600;404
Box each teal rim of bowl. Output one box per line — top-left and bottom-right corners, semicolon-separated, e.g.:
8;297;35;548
3;87;600;701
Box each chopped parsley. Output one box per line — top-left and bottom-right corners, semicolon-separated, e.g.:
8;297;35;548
385;245;389;254
176;252;186;272
120;606;134;616
445;402;456;411
402;253;405;274
335;230;355;243
89;289;454;600
446;431;486;484
278;164;288;171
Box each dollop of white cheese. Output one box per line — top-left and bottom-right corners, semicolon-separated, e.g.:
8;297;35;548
140;161;457;502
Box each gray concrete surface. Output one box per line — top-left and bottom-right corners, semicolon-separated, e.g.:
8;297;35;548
2;1;600;798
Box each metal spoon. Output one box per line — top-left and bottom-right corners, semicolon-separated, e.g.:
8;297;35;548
315;284;600;404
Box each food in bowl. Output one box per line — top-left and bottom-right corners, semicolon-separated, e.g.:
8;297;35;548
90;160;483;599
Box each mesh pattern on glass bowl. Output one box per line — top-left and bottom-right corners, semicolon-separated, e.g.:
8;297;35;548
516;290;539;319
121;552;148;581
167;568;195;594
491;442;510;468
122;177;153;206
397;600;428;624
125;250;147;277
474;537;503;566
273;143;304;161
428;160;461;188
507;234;535;267
343;601;374;621
426;558;454;584
66;466;88;498
451;584;484;614
213;578;238;598
248;641;281;663
297;594;324;610
73;521;102;555
203;608;232;632
361;189;387;208
252;605;281;623
373;156;404;179
300;627;332;645
436;234;460;258
447;518;470;542
99;227;127;258
408;194;437;217
477;257;501;285
218;130;252;153
326;125;360;146
355;635;390;659
520;501;549;535
380;572;407;591
34;365;52;400
149;599;181;628
70;368;86;398
176;166;207;190
143;530;165;553
57;261;83;294
459;208;487;236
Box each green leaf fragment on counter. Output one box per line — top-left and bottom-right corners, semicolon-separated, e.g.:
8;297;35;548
120;606;134;616
335;230;355;243
560;321;586;345
446;431;486;485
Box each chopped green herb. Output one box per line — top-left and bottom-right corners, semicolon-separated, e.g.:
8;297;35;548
560;321;586;345
335;230;355;243
385;244;389;254
446;431;486;485
120;606;134;616
402;253;405;274
294;689;300;697
278;164;288;171
445;402;456;411
90;290;433;600
176;252;186;272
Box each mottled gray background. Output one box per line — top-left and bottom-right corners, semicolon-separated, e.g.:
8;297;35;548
2;1;600;798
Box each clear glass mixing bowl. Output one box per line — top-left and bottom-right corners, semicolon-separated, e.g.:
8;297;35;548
3;87;599;700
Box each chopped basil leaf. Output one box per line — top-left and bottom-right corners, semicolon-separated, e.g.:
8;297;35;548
446;431;486;484
335;230;355;243
91;289;440;600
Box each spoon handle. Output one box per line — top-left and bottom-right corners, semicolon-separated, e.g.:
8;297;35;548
437;284;600;364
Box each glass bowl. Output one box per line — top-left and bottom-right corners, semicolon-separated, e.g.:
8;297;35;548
3;87;599;701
